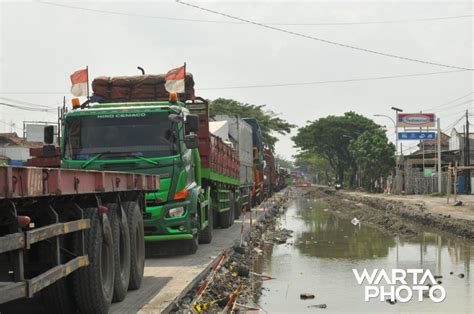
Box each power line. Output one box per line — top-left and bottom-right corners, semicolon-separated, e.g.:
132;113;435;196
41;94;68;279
1;69;469;95
176;1;474;71
0;102;56;112
199;69;467;90
422;91;474;111
38;1;474;26
0;97;54;109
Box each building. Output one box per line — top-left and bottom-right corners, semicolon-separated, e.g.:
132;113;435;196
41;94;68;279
0;132;42;165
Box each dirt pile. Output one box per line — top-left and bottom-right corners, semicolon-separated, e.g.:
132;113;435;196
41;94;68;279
309;188;474;239
171;190;294;313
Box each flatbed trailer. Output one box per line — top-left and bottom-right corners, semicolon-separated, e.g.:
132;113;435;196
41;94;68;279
0;165;159;313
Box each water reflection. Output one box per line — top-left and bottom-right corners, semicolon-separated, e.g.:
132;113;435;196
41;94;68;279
255;194;474;313
295;201;395;259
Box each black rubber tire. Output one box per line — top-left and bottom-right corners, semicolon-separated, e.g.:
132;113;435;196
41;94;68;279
73;207;115;314
234;193;242;220
39;220;77;314
187;214;199;254
199;204;213;244
228;191;235;226
107;204;131;302
40;277;76;314
219;209;231;229
123;201;145;291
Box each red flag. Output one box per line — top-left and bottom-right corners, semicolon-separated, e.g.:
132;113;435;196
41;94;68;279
70;68;88;97
164;65;185;93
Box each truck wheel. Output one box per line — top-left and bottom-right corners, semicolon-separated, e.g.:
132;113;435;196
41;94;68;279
107;204;131;302
41;277;76;314
187;214;199;254
228;191;235;226
219;210;231;228
124;201;145;290
199;204;213;244
73;207;115;314
234;194;242;220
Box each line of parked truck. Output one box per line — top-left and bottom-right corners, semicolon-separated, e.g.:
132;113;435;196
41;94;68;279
0;71;290;313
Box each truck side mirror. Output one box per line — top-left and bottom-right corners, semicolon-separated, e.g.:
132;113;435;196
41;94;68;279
44;126;55;144
184;134;199;149
185;114;199;134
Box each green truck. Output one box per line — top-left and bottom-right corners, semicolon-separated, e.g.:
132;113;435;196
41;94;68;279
61;73;242;254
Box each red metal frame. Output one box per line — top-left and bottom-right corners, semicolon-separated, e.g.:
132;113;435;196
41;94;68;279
0;166;160;199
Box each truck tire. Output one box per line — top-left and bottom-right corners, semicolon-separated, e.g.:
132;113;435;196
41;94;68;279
124;201;145;290
40;277;76;314
107;204;131;302
73;207;115;314
234;194;242;220
219;210;231;229
199;204;213;244
187;214;199;254
228;191;235;226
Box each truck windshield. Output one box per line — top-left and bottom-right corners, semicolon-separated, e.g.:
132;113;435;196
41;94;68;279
64;111;178;160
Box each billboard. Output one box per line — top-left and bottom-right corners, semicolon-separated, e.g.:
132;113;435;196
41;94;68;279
397;113;435;127
398;132;436;140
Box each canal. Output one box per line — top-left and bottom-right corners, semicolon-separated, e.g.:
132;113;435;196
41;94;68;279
255;194;473;313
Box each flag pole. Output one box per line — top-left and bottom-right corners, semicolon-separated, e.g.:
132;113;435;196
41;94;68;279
86;66;90;100
183;62;186;98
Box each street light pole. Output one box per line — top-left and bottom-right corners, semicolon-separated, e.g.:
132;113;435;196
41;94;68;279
374;114;396;152
391;107;404;155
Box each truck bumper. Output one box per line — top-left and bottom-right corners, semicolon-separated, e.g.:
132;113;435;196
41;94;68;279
143;200;196;242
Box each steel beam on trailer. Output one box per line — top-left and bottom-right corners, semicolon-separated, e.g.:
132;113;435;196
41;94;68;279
25;219;90;249
27;255;89;297
0;166;160;199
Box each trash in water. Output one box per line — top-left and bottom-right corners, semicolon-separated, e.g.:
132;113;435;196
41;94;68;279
386;298;397;305
300;293;315;299
434;275;442;279
307;304;327;308
458;273;465;278
351;217;360;226
323;208;329;212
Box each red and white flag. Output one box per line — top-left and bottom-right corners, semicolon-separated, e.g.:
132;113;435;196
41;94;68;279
70;68;88;97
164;65;185;93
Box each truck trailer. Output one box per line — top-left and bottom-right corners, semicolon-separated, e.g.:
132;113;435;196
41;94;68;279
0;165;159;313
210;115;254;216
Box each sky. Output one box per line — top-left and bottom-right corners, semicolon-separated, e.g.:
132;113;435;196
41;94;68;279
0;0;473;159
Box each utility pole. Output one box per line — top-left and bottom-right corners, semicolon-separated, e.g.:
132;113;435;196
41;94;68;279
437;118;441;193
466;110;471;193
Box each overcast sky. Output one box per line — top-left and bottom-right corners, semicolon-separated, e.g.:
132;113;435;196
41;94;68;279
1;0;472;159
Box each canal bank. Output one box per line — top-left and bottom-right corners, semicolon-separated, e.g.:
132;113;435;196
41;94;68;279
314;188;474;239
254;187;473;313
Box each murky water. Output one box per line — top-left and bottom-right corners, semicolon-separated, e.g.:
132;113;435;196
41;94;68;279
254;195;473;313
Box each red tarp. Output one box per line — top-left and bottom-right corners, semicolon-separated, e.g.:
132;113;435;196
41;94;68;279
91;73;195;102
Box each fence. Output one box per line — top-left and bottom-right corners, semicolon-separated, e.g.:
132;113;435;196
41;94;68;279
398;168;448;195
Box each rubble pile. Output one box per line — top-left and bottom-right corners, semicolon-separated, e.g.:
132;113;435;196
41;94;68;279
172;189;293;313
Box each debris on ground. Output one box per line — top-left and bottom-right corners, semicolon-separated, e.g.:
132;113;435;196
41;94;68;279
300;293;315;300
307;304;327;308
171;189;293;313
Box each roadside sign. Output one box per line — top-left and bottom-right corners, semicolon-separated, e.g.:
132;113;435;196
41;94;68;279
398;132;436;140
398;113;435;127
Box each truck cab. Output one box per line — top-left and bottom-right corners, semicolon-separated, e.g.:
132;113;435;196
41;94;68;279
61;98;207;253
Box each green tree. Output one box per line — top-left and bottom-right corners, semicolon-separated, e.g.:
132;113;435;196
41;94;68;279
348;128;395;191
275;154;294;170
294;151;333;184
292;112;378;187
209;98;295;149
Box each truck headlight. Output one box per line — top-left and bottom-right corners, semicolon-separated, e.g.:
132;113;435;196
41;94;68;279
168;207;185;218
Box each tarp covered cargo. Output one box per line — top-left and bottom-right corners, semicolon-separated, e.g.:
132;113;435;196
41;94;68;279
211;115;253;187
91;73;195;102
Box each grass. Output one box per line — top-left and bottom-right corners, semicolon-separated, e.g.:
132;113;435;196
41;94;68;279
429;192;446;197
